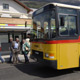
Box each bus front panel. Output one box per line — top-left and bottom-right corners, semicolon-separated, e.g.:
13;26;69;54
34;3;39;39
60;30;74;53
31;42;57;69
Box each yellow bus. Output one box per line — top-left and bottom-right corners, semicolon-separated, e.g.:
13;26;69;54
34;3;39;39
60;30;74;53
30;3;80;70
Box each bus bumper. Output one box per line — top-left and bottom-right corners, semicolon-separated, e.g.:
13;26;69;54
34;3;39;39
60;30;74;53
30;54;57;69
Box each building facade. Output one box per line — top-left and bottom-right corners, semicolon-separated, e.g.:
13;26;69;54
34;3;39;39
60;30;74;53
0;0;32;54
0;0;32;29
0;0;32;18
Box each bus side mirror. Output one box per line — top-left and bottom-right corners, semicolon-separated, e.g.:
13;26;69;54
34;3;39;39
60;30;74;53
60;17;64;26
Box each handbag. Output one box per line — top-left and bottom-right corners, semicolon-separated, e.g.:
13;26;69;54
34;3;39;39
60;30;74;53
25;47;29;51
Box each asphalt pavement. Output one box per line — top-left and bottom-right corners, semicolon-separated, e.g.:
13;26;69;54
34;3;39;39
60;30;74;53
0;60;80;80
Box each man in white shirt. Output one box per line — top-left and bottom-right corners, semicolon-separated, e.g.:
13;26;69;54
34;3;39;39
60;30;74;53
13;38;20;64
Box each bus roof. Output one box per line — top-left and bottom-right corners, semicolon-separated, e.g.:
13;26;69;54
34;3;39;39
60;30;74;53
33;3;80;17
50;3;80;9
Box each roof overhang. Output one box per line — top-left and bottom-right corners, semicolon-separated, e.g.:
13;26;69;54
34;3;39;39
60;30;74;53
13;0;33;13
0;27;32;32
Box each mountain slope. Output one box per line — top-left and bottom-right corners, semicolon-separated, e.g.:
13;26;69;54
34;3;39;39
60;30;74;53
19;0;80;8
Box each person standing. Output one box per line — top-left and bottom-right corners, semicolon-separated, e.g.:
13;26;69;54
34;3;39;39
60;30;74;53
0;53;4;63
13;38;20;64
9;37;14;63
26;38;30;58
22;39;30;63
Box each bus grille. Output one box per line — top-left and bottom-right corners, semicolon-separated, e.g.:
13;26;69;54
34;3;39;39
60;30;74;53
32;50;43;59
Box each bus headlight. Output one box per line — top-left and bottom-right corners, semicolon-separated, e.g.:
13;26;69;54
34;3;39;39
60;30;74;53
45;53;54;59
45;53;49;58
49;54;54;59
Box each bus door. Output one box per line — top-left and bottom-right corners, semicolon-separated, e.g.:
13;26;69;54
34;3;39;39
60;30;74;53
58;14;79;69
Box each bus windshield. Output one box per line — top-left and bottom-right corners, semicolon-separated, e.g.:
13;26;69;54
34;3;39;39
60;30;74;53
32;10;56;39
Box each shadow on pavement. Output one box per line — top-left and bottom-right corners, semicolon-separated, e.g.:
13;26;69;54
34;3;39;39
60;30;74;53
14;62;80;78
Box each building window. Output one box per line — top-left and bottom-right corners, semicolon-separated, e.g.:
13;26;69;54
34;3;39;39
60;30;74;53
3;4;9;10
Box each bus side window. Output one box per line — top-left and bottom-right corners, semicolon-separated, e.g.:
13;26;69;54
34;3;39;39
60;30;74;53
59;15;77;36
69;16;77;36
33;21;37;39
44;22;49;38
37;21;42;38
60;17;64;26
59;15;69;36
51;18;56;38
